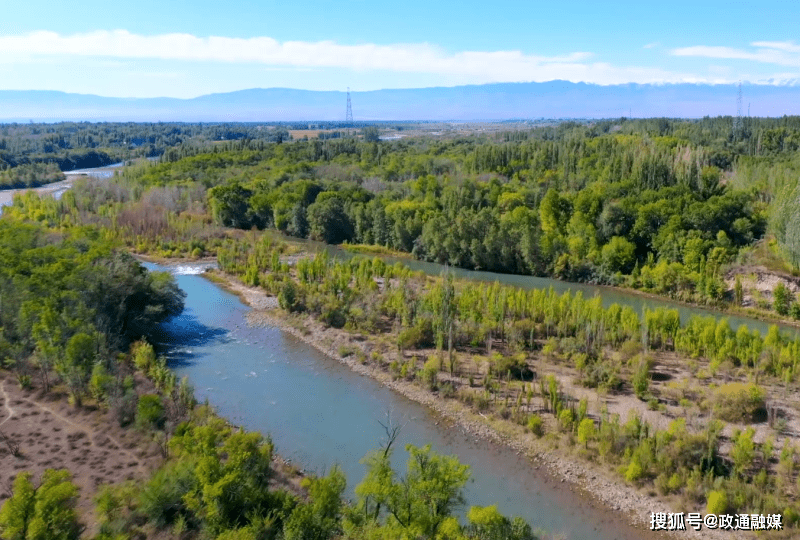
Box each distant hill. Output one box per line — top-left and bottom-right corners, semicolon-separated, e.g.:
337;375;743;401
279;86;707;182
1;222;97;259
1;81;799;122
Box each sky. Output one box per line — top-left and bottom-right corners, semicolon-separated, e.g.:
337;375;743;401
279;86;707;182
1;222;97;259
1;0;799;98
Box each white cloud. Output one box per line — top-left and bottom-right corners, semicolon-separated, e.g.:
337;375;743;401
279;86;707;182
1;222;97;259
0;30;698;85
672;41;800;67
3;30;798;89
751;41;800;54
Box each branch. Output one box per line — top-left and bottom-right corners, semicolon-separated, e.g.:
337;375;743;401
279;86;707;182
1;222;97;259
377;408;408;458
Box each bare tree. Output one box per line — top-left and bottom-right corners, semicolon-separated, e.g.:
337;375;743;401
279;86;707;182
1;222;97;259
377;408;408;459
0;430;21;457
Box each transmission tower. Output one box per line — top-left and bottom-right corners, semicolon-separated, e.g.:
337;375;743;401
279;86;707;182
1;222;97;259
345;87;353;126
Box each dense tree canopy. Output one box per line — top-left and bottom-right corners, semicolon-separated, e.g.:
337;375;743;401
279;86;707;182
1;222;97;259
0;220;184;400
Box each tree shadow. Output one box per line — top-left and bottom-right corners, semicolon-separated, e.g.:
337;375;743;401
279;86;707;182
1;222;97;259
149;309;229;367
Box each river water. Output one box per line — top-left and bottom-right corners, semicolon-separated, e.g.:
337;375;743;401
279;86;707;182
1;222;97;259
147;262;655;540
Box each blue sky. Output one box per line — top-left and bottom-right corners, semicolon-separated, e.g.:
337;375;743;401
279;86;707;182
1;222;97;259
1;0;799;98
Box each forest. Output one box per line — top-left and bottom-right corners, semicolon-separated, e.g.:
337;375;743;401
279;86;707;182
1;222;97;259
9;116;799;314
0;122;293;188
3;116;800;539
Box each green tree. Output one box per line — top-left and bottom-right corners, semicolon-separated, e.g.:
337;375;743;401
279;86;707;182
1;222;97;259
26;470;80;540
307;196;354;244
774;282;791;316
0;470;80;540
466;505;535;540
137;394;165;429
577;418;596;449
283;467;346;540
56;332;97;405
601;236;636;274
734;275;744;306
170;421;276;535
731;428;756;477
354;444;470;538
631;357;651;399
209;182;253;228
0;472;36;540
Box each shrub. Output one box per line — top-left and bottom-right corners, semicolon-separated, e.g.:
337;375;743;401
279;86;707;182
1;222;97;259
712;382;766;422
337;345;356;358
618;340;642;362
582;358;623;392
138;461;198;528
131;341;156;373
475;392;491;412
625;457;644;483
783;507;800;527
320;300;346;328
16;373;32;390
527;414;544;437
419;357;439;391
773;283;791;315
278;280;304;313
558;409;574;432
397;318;435;349
492;353;533;381
440;383;456;399
706;490;728;515
94;482;139;538
631;356;652;400
111;389;138;427
667;473;683;493
137;394;165;430
654;473;671;495
89;364;114;407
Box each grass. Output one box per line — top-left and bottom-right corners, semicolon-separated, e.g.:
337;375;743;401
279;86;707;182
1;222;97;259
339;243;409;257
738;238;796;275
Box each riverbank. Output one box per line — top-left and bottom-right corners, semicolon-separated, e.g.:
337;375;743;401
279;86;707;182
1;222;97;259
207;268;736;540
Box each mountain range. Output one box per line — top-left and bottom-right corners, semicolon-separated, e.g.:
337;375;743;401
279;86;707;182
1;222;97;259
1;81;799;122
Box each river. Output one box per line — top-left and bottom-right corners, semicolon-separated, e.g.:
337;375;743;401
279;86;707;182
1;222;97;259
147;262;656;540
